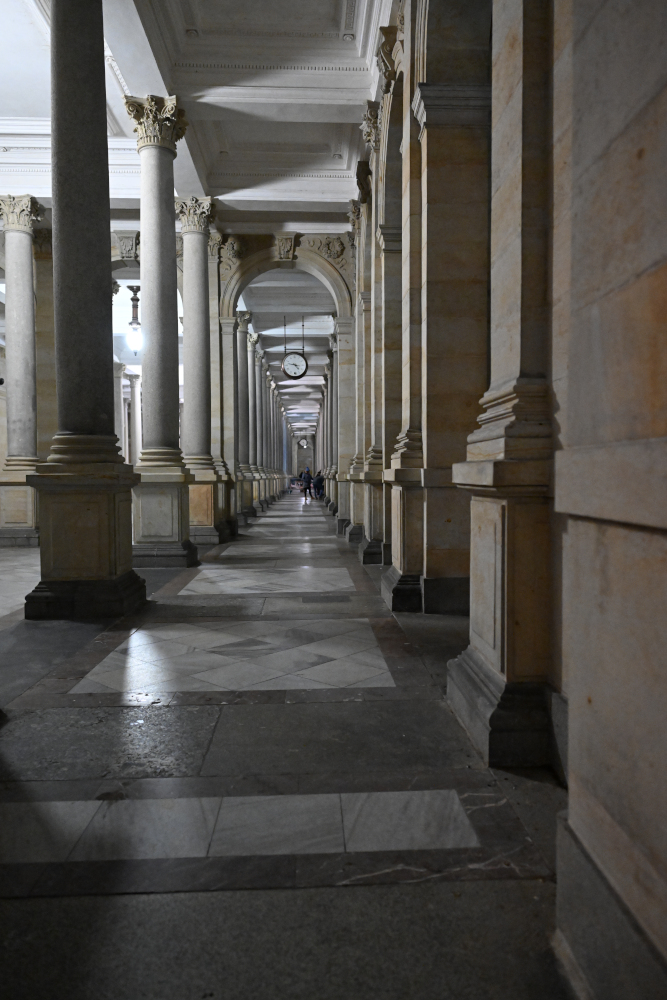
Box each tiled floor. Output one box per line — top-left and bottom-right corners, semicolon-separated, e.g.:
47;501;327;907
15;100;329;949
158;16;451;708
69;618;394;693
0;547;41;617
0;494;569;999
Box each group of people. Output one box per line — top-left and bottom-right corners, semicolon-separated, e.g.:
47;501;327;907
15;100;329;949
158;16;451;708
298;467;325;499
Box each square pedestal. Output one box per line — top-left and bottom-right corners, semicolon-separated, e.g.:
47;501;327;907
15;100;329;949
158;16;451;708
132;477;198;567
25;464;146;620
0;481;39;546
189;479;226;546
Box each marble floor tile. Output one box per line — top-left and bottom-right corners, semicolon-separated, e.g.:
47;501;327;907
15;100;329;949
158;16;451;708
296;659;389;688
192;661;291;690
245;648;334;673
243;674;331;691
209;794;344;856
179;568;355;595
69;797;221;860
347;672;395;688
341;790;479;852
0;801;102;863
294;634;378;659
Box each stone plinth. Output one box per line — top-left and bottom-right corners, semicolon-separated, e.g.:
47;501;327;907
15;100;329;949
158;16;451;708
26;460;145;619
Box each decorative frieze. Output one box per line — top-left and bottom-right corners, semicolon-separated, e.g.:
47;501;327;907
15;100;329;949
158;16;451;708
0;194;41;234
302;234;352;276
175;195;214;234
123;95;188;153
208;232;223;258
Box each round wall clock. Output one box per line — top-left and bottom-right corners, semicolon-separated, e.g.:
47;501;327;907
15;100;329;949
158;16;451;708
281;314;308;380
298;437;309;448
282;352;308;379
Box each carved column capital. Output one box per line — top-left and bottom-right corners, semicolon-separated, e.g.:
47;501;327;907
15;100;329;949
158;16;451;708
247;331;260;348
0;194;41;234
123;95;188;153
236;310;252;332
255;347;264;364
176;195;214;234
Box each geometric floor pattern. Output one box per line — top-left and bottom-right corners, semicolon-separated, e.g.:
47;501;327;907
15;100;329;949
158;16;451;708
69;618;395;694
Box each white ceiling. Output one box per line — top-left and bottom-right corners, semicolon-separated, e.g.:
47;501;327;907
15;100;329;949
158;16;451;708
0;0;393;230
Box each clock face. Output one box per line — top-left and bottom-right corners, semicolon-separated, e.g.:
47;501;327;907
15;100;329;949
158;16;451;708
298;438;308;448
282;352;308;379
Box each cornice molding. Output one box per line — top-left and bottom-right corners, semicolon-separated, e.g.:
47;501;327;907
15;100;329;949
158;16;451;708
174;62;367;73
411;84;491;135
376;224;401;254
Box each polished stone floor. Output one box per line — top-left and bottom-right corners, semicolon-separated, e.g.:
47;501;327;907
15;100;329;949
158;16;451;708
0;494;569;999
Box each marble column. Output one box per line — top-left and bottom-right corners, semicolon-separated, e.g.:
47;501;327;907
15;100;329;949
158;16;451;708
449;0;552;766
235;311;255;517
113;360;126;460
177;195;223;546
254;347;267;508
25;0;145;619
0;194;40;546
329;334;339;513
124;93;196;567
333;315;355;535
246;330;262;512
127;373;142;466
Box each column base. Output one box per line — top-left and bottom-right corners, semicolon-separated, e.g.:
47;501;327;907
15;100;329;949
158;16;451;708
189;525;223;546
25;570;146;621
381;565;422;612
336;517;351;536
555;815;667;1000
327;501;339;515
358;535;383;565
382;542;392;565
132;540;199;568
421;576;470;615
446;646;550;767
345;523;363;547
0;527;39;547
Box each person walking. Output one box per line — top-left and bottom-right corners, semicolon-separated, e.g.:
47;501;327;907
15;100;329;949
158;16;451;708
302;467;313;498
313;470;325;499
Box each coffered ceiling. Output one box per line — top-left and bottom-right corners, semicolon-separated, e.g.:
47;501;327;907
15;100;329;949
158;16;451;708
1;0;393;231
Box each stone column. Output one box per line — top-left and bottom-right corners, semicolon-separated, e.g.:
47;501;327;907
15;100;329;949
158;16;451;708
127;373;142;465
328;334;339;513
221;317;241;525
378;224;403;567
270;382;278;497
254;347;267;508
0;194;40;546
334;315;355;535
113;360;126;460
246;330;262;512
235;311;255;518
124;93;196;567
449;0;552;766
25;0;145;619
176;195;224;546
207;236;232;538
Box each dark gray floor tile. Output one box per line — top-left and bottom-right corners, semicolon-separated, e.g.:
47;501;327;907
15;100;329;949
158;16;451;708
201;700;484;776
0;882;570;999
0;706;219;781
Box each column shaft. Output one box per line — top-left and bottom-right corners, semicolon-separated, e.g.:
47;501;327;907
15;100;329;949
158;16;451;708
128;375;142;465
25;0;144;617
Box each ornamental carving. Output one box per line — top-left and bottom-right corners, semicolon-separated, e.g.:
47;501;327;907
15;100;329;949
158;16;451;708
123;94;188;153
220;235;243;271
175;195;214;234
0;194;41;233
302;235;351;274
247;331;260;348
377;26;398;94
208;232;223;258
275;234;296;260
360;101;380;150
111;230;140;261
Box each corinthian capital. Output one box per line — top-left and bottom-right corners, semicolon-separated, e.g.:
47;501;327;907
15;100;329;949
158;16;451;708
236;310;252;332
0;194;41;234
175;195;214;234
360;101;380;150
123;95;188;153
247;331;260;348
